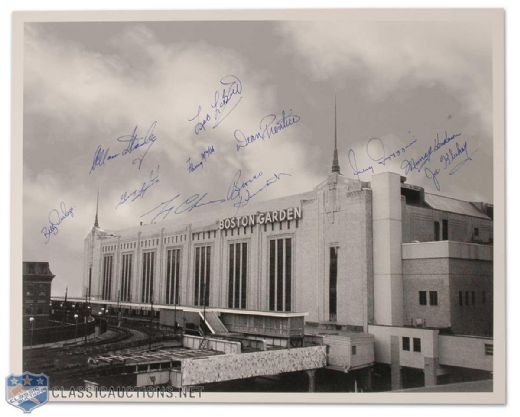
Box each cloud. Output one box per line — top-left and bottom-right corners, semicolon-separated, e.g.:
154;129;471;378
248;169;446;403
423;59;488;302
278;20;492;135
23;23;320;295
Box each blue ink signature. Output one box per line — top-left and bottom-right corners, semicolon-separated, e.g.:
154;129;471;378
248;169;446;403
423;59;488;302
116;165;160;209
89;121;158;174
424;167;441;191
188;75;243;134
400;131;462;175
422;140;476;191
140;169;290;224
186;145;216;173
234;110;301;152
348;136;417;178
41;202;74;243
440;141;474;175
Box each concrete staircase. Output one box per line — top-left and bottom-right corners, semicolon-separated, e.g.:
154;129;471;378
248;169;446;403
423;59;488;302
199;311;229;334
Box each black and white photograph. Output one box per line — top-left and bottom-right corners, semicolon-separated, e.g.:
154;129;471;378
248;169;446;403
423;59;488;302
9;8;505;406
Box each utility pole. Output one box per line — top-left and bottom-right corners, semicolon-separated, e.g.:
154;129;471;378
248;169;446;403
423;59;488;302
202;280;207;337
173;289;178;335
84;291;88;343
62;286;68;324
117;289;122;327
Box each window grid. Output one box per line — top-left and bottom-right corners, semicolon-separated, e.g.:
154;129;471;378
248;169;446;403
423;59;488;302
402;337;410;351
194;246;211;307
269;238;292;312
120;253;132;302
102;255;113;300
228;242;248;309
141;252;155;303
166;249;181;305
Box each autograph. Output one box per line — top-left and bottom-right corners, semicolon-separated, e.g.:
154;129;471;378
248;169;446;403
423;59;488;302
440;141;474;175
41;202;74;243
188;75;243;134
347;136;417;178
141;169;290;224
400;131;462;175
234;109;301;152
116;165;160;209
89;121;158;174
186;145;216;173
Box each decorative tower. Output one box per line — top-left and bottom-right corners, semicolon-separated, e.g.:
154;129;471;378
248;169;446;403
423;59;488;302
94;188;100;228
331;96;341;175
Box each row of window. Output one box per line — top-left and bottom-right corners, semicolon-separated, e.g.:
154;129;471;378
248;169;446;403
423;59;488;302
106;223;301;253
433;220;448;241
106;236;188;253
100;238;293;312
418;291;438;306
433;220;481;242
459;290;487;306
402;336;421;352
419;290;488;307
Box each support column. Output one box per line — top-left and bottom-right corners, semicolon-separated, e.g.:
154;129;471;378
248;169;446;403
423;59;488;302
372;172;404;326
390;336;402;390
424;357;438;387
306;369;317;392
364;367;374;391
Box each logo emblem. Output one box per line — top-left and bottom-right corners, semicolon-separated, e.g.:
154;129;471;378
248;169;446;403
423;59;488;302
6;372;49;413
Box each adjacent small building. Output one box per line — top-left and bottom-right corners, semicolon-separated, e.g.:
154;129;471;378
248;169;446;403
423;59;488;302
23;261;55;328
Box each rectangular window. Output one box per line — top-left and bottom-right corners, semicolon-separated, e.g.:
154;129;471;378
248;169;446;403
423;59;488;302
269;240;276;311
102;255;113;300
329;247;338;321
351;345;357;355
277;239;283;311
194;246;211;306
429;291;438;306
285;239;292;312
434;221;440;241
141;252;155;303
419;291;427;306
166;249;181;305
413;337;421;352
471;291;476;306
268;238;292;312
465;291;469;306
88;266;92;299
474;227;479;237
120;253;133;302
459;291;463;306
485;344;493;356
402;336;410;351
442;219;449;240
228;242;248;309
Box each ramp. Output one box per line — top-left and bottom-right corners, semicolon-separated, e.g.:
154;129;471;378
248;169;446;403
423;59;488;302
199;311;229;334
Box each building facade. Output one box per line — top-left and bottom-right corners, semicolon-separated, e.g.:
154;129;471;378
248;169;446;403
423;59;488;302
81;143;493;388
83;158;493;335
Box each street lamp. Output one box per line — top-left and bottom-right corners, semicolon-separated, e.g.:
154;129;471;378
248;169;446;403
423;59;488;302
74;314;79;340
29;317;35;348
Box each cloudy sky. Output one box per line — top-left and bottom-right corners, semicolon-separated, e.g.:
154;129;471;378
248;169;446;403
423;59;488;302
23;19;494;296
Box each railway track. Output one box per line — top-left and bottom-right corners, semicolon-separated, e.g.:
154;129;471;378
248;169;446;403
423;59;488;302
23;321;179;388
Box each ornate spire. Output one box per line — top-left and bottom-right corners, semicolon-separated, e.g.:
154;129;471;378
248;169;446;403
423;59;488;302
331;96;341;174
94;188;99;228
